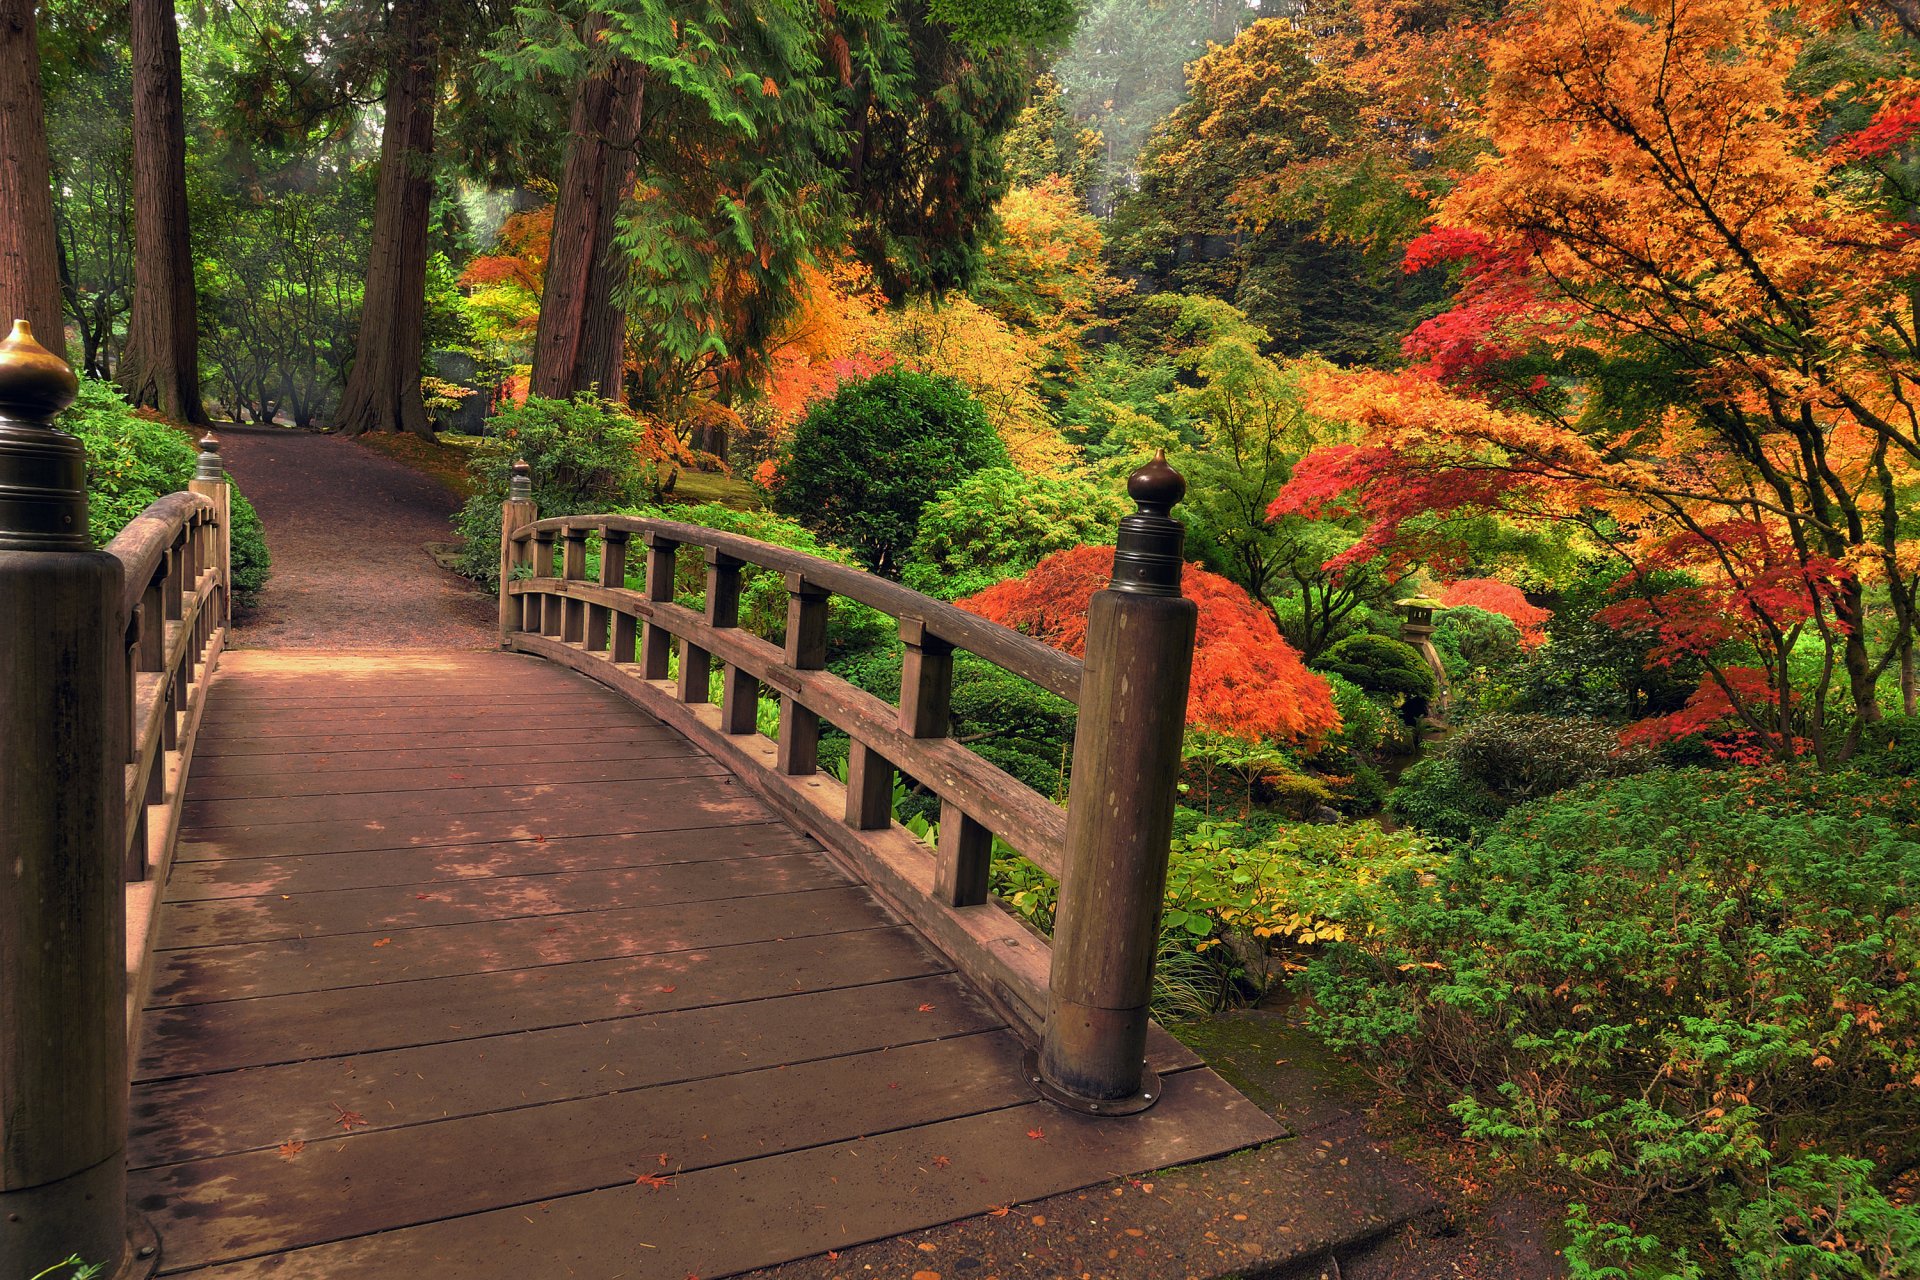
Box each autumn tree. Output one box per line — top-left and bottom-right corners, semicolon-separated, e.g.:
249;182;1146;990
960;542;1343;746
0;0;65;346
1109;18;1434;361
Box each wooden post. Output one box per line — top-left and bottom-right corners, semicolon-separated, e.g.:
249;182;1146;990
188;433;229;626
775;572;828;774
603;530;636;662
0;320;131;1276
1037;452;1196;1116
497;459;536;645
640;533;677;679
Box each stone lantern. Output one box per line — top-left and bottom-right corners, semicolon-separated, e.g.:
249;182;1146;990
1396;595;1448;720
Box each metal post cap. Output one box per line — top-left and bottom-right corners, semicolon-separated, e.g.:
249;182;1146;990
508;458;532;501
0;318;90;551
1109;450;1187;597
0;319;79;420
195;433;223;481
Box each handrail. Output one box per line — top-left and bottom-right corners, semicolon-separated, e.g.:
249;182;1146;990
512;514;1084;701
106;488;214;622
498;453;1201;1117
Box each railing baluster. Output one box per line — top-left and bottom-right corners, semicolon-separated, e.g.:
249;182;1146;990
561;526;587;644
845;740;892;830
706;548;759;733
532;527;558;637
603;530;636;662
897;615;988;905
161;543;183;751
775;572;829;774
677;549;715;704
641;534;677;679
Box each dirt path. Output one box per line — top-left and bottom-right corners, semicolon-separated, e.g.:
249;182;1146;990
215;426;496;650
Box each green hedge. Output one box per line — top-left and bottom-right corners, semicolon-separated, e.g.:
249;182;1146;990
63;379;270;608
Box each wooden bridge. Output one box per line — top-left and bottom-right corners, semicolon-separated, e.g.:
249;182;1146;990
0;322;1280;1279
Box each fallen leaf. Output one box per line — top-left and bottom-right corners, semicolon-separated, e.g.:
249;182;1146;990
415;894;430;900
931;1155;951;1169
917;1003;936;1013
657;985;677;994
372;938;392;948
634;1172;675;1189
826;1251;839;1261
532;834;548;844
1027;1127;1045;1141
277;1140;305;1160
657;1153;670;1167
986;1205;1011;1218
331;1104;369;1131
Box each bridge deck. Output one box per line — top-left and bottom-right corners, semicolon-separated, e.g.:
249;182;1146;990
128;651;1278;1279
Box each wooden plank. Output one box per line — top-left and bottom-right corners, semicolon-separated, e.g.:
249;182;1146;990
134;1031;1032;1271
149;884;888;1006
157;851;848;948
136;925;946;1079
170;1067;1280;1280
186;751;708;801
129;972;999;1166
193;724;680;759
208;688;620;710
175;777;772;859
195;707;643;740
164;822;816;900
188;735;687;779
179;760;729;827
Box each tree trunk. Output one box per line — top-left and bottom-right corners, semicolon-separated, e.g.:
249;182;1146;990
335;7;437;437
119;0;207;423
531;34;643;402
0;0;65;350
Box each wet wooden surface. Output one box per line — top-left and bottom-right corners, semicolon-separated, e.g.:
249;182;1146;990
131;651;1280;1279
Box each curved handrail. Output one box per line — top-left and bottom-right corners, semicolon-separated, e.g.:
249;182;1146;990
512;514;1083;703
105;489;216;623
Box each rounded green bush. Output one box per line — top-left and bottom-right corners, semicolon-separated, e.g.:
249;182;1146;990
62;379;271;607
772;369;1007;578
1314;632;1435;698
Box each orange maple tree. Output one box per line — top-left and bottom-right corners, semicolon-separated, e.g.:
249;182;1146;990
959;544;1342;746
1276;0;1920;763
1436;579;1549;645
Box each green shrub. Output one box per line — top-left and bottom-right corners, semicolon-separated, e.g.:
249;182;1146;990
1315;632;1435;699
1320;671;1390;757
1304;768;1920;1279
63;379;270;607
1860;712;1920;777
904;467;1126;600
452;394;664;587
1431;604;1523;676
1384;754;1505;843
772;370;1007;577
1451;711;1652;804
1388;713;1652;840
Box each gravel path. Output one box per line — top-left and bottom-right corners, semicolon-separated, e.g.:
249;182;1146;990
215;426;496;650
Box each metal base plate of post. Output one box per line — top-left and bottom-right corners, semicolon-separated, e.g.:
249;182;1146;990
1026;1048;1163;1117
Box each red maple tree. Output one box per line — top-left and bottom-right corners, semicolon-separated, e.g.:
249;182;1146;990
959;545;1342;747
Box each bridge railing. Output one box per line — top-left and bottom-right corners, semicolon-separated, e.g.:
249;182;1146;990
0;320;229;1276
501;454;1198;1118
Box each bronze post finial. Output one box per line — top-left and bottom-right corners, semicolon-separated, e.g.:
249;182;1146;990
0;318;90;551
1109;450;1188;598
508;458;533;502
